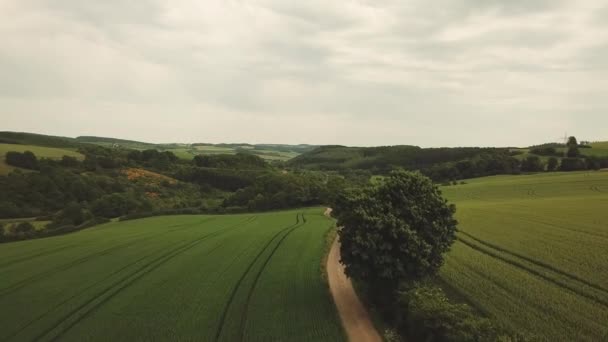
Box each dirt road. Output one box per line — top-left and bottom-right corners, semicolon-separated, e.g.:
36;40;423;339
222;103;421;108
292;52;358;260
327;237;383;342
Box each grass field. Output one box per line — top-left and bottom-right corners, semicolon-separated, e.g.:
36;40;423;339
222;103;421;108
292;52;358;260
440;171;608;341
582;141;608;158
0;143;84;175
0;208;345;341
190;146;300;161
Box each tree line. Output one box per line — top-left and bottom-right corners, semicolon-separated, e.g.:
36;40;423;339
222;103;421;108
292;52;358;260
1;147;345;241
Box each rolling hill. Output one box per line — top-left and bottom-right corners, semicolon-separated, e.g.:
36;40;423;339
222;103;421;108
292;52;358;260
0;132;314;162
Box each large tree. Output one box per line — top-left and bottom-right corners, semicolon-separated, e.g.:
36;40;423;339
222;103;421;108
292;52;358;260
333;170;457;295
566;136;580;157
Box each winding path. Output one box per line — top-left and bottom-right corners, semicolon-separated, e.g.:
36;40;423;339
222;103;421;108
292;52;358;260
327;237;383;342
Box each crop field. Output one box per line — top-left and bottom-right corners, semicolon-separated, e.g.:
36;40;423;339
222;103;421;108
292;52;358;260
592;141;608;149
190;146;300;161
0;143;84;175
440;171;608;341
583;141;608;158
0;209;345;341
141;146;301;161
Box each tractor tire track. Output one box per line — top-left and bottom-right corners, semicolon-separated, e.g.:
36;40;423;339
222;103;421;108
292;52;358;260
166;216;218;230
3;252;155;341
31;216;256;342
0;244;79;269
449;253;575;326
474;207;608;240
0;231;171;298
238;213;307;341
459;231;608;295
1;218;230;340
457;237;608;308
0;217;213;270
590;185;602;193
214;213;303;342
0;217;221;298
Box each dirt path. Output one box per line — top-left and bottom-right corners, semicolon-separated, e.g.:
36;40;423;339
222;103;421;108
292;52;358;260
327;237;383;342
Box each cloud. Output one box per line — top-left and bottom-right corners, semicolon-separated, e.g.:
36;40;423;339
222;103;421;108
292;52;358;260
1;0;607;146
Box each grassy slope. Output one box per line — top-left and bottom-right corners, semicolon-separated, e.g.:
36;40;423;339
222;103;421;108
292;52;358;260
439;171;608;341
0;143;84;175
583;141;608;158
0;208;345;342
1;132;310;162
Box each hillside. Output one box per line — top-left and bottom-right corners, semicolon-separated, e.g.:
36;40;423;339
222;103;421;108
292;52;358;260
0;132;82;149
0;140;342;241
0;143;84;175
289;142;608;181
287;145;505;171
584;141;608;157
0;132;313;162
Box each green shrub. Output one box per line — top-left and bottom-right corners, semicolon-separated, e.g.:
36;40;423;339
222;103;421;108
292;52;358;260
398;285;497;341
560;158;586;171
396;284;532;342
15;222;35;235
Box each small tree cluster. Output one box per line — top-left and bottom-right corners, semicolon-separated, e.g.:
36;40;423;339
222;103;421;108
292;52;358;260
521;156;543;172
5;151;39;170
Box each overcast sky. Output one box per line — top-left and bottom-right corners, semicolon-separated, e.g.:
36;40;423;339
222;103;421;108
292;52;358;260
1;1;607;147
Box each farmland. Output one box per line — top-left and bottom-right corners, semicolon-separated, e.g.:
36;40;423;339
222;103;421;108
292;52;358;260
0;209;345;341
583;141;608;158
440;171;608;341
74;135;310;161
0;143;83;175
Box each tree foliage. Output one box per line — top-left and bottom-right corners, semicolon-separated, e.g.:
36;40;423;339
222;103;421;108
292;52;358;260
560;158;586;171
521;156;544;172
5;151;39;170
547;157;559;172
333;170;457;293
567;136;580;157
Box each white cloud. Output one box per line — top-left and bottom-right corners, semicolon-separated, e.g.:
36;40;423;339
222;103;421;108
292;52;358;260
1;0;607;146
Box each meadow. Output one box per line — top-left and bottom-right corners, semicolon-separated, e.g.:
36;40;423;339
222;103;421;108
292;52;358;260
0;143;83;175
0;208;345;342
440;171;608;341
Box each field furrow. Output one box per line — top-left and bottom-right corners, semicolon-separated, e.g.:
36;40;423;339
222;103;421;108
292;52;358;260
0;210;345;341
441;171;608;340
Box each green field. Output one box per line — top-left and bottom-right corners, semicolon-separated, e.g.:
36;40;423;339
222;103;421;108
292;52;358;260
582;141;608;158
191;146;300;161
0;209;345;341
591;141;608;149
0;143;83;175
439;171;608;340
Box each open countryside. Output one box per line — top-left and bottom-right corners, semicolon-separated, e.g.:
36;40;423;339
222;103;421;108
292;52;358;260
0;209;345;341
2;132;608;341
3;2;608;340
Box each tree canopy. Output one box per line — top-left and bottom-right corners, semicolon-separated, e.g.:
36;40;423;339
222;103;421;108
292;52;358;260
333;170;458;293
567;136;580;157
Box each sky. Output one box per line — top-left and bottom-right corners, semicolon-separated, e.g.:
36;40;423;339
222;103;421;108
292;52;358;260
1;0;608;147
